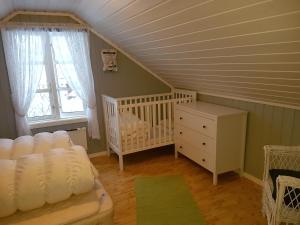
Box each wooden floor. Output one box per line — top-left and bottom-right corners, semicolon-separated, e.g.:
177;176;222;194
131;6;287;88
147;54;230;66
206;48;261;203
91;147;267;225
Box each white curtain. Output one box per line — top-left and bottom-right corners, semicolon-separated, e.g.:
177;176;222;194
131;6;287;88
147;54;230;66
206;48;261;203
50;30;100;139
1;29;47;136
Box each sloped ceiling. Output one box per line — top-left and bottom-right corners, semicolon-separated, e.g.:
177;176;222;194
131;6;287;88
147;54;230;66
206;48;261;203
0;0;300;108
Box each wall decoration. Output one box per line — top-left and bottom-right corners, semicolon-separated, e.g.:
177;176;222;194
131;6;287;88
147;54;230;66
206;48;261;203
101;49;118;72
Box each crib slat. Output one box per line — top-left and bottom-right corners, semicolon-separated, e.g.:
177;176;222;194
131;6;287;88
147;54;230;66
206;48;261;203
169;101;172;142
115;104;118;147
141;105;145;148
105;101;110;144
130;105;134;151
158;102;161;144
163;102;166;143
113;103;117;146
109;103;112;143
113;103;116;145
147;105;151;146
152;104;156;145
135;104;139;149
108;103;112;144
120;109;124;151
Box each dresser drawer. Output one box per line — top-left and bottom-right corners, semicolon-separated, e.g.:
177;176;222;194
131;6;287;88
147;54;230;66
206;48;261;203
175;139;212;171
175;109;216;137
174;124;215;154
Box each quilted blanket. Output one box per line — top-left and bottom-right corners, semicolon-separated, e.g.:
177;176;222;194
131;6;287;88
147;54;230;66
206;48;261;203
0;146;95;217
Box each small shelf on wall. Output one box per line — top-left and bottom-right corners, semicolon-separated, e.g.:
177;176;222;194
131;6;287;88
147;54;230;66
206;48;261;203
101;49;118;72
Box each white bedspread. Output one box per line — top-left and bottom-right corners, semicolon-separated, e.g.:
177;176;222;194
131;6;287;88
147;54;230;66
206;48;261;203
0;131;71;160
0;180;113;225
0;146;95;217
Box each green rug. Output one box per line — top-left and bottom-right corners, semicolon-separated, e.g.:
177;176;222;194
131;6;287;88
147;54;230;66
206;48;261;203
135;175;205;225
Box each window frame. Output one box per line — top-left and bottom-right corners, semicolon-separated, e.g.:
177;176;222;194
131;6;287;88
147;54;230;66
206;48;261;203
27;32;86;123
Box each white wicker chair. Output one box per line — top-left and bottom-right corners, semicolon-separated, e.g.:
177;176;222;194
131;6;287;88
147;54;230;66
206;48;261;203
262;145;300;225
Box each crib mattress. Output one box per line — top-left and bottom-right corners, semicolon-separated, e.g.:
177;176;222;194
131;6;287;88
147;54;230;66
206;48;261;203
0;180;114;225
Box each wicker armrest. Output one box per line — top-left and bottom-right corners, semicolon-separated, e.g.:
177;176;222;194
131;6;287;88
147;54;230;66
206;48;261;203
275;175;300;210
277;175;300;189
265;145;300;153
262;145;300;225
263;145;300;181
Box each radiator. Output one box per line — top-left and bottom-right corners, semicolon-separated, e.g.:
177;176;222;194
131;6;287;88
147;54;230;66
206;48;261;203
67;127;88;149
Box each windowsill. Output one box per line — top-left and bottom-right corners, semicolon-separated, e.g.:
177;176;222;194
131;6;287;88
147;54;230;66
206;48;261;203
29;116;88;129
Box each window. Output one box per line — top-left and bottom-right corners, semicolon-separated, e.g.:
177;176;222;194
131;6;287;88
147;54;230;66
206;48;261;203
27;32;86;122
2;28;99;138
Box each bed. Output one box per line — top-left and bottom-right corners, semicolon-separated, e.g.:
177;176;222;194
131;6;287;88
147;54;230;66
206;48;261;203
102;89;196;170
0;131;114;225
0;180;113;225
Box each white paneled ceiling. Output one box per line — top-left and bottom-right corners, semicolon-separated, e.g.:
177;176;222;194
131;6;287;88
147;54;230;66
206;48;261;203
0;0;300;108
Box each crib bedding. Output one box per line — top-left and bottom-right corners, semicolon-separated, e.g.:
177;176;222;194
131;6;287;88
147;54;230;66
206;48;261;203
0;180;113;225
118;111;175;153
119;112;149;140
122;123;173;153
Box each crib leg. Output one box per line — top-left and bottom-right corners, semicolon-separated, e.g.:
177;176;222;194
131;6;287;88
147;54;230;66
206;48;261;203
107;147;111;156
118;154;124;171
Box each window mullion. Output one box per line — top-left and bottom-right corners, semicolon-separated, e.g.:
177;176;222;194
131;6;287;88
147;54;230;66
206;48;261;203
45;33;60;119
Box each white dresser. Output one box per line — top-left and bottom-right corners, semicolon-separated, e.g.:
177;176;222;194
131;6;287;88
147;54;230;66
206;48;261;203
174;101;247;185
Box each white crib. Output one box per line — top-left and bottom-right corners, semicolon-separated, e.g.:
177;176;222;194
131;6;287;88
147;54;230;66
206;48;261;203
102;89;196;170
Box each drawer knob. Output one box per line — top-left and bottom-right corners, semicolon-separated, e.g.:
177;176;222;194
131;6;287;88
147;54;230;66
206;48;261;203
179;117;183;120
202;142;206;146
202;158;206;162
179;131;182;135
202;125;206;129
179;146;182;149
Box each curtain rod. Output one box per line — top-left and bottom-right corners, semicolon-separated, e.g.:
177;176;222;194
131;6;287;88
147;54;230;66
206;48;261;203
0;22;88;30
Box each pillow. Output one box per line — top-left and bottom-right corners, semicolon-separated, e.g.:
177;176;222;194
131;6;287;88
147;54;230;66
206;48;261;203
269;169;300;209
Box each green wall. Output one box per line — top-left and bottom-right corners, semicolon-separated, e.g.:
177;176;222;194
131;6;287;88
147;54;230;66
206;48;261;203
0;14;170;153
198;94;300;179
0;34;17;139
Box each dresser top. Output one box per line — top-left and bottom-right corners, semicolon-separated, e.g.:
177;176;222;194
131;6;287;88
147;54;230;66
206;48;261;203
176;101;247;117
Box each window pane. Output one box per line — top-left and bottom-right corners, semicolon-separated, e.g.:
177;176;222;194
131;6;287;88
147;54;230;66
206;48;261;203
55;64;76;88
18;33;45;64
37;66;48;89
51;35;72;63
59;89;84;113
28;92;52;118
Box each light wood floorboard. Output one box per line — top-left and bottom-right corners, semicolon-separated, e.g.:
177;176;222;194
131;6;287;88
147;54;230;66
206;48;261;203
91;147;267;225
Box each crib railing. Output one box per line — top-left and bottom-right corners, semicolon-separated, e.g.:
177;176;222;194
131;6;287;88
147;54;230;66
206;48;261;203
102;95;120;153
118;98;174;153
173;88;196;104
102;89;196;155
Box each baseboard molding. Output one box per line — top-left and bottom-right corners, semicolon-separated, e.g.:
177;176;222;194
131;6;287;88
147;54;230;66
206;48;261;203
88;151;263;186
242;172;263;186
88;151;108;158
